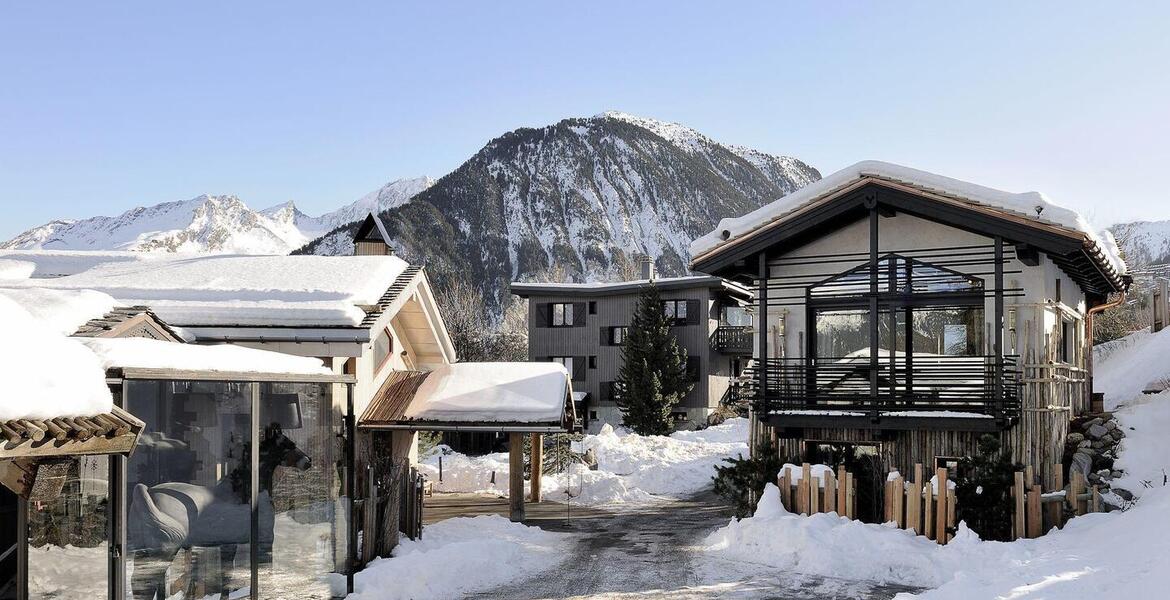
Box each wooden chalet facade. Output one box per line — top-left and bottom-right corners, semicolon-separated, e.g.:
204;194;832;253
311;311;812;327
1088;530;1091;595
690;161;1129;507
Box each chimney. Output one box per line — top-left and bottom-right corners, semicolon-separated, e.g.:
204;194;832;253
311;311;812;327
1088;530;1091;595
353;213;394;256
636;254;655;281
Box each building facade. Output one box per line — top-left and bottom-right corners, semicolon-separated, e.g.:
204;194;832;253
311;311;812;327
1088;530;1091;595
512;265;753;432
690;161;1128;519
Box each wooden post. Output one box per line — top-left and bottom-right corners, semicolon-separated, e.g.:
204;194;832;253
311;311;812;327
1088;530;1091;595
529;433;543;502
845;472;855;520
837;466;848;515
778;469;791;511
810;473;820;513
923;481;934;541
1047;465;1064;531
799;463;812;515
1013;471;1026;540
1070;471;1084;517
947;489;957;543
508;433;525;522
935;468;948;545
909;463;923;534
893;474;904;529
824;468;837;514
1091;485;1102;513
1026;484;1043;539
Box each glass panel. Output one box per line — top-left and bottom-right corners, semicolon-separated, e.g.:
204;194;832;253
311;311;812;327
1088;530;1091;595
258;382;346;599
911;307;984;356
27;456;109;600
814;309;872;359
563;303;573;326
372;329;391;370
126;380;253;600
721;306;752;327
552;303;565;326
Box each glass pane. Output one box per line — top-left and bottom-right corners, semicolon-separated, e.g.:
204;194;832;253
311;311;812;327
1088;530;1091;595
258;382;346;599
676;301;687;320
126;380;253;600
911;307;984;356
663;302;675;320
28;456;109;600
553;304;564;326
563;304;573;326
814;309;872;359
721;306;752;327
373;330;391;370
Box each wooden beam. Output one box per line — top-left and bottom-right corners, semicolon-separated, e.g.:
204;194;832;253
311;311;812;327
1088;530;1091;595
529;433;543;502
935;468;948;545
509;433;525;522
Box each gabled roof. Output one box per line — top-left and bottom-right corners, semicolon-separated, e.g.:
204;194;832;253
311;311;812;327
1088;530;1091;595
361;265;422;327
690;161;1127;298
72;305;183;341
510;275;753;301
354;213;392;244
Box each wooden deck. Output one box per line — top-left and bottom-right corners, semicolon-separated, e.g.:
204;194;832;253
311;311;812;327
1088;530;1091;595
423;492;614;527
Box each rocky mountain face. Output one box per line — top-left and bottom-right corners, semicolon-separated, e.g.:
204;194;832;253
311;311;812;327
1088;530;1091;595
300;112;820;314
1109;220;1170;270
1;176;434;254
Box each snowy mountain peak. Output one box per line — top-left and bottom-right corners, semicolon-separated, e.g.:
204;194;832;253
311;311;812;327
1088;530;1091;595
593;111;709;152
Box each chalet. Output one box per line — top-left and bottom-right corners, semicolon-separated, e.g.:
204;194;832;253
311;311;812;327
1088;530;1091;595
690;161;1129;514
511;257;754;432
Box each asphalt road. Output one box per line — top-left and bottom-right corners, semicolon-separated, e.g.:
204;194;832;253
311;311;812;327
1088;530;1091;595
465;491;920;600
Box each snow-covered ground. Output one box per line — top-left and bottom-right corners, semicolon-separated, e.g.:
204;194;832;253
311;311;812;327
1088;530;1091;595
699;326;1170;598
418;418;749;505
348;515;569;600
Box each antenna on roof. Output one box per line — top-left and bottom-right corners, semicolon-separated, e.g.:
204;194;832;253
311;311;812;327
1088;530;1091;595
1034;205;1044;219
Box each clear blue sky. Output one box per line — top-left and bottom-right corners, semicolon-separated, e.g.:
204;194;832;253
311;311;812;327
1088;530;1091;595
2;1;1168;240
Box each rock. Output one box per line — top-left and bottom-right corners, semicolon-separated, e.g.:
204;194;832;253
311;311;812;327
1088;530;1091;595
1086;417;1104;428
1079;440;1092;448
1115;488;1135;501
1111;470;1124;479
1080;447;1098;457
1105;420;1119;431
1088;472;1102;484
1087;423;1109;439
1067;432;1085;444
1099;411;1114;420
583;448;599;470
1071;451;1093;477
1091;440;1105;449
1114;429;1126;439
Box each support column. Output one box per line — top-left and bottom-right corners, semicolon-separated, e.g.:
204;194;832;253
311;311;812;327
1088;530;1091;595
758;253;769;412
994;236;1005;415
509;433;525;522
529;433;543;502
869;206;880;413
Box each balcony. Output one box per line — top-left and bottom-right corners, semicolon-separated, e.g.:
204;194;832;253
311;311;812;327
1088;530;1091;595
743;354;1021;431
712;325;754;355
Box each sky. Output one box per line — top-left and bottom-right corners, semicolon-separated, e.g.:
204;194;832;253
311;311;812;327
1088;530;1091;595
1;1;1168;241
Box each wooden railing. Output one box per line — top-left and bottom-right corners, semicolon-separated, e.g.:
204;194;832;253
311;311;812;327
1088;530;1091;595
744;354;1021;420
711;325;754;354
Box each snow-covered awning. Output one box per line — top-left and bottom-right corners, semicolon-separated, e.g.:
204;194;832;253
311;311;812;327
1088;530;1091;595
360;363;576;433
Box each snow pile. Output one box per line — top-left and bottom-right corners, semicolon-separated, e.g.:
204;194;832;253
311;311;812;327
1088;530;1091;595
5;252;409;326
778;463;835;487
0;287;117;335
79;337;331;375
0;249;151;278
0;258;34;280
403;362;570;424
348;515;569;600
419;418;749;505
702;483;1170;598
0;295;112;420
691;160;1126;276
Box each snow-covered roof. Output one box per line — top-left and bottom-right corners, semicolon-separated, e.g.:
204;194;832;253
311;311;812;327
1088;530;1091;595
0;287;118;336
691;160;1127;277
510;275;752;299
1;251;410;327
402;362;573;426
0;294;112;420
79;337;332;376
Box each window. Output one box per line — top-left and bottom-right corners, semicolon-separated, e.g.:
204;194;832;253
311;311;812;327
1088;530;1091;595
588;301;597;314
552;302;575;327
589;410;598;420
1061;319;1074;363
610;326;629;345
373;327;394;372
1055;278;1062;303
935;456;964;481
721;305;752;327
663;299;688;325
686;356;701;382
589;355;597;369
550;356;574;375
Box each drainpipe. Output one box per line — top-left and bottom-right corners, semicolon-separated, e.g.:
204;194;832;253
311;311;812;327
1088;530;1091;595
1084;280;1130;409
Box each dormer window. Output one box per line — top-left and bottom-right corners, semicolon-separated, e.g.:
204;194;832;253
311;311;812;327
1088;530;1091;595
373;327;394;373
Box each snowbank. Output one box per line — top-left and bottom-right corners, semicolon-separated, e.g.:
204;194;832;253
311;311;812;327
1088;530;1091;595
419;418;750;505
0;295;112;420
691;160;1125;277
348;515;569;600
702;483;1170;598
0;287;117;335
0;259;34;280
403;362;570;424
79;337;332;375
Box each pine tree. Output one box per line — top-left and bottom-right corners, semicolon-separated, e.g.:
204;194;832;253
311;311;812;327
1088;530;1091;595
954;434;1022;541
616;284;692;435
712;439;786;517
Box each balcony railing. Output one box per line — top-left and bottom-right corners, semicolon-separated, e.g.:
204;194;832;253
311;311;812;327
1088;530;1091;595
712;325;754;355
742;354;1021;422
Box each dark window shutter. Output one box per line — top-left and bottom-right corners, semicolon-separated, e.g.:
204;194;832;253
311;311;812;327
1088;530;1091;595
572;302;587;326
686;299;702;325
600;326;610;346
599;382;611;402
573;356;586;381
536;303;551;327
686;356;701;382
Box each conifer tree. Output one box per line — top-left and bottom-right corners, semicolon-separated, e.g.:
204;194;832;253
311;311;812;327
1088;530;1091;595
616;283;692;435
954;434;1022;541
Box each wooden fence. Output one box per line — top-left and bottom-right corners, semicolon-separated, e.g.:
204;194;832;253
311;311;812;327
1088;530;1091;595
882;465;958;544
776;463;857;519
1009;465;1104;540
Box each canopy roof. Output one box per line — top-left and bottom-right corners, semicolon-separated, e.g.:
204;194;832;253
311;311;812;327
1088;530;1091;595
360;363;576;432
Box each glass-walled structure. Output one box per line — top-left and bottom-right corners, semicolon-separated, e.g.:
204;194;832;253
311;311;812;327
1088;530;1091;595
19;370;355;600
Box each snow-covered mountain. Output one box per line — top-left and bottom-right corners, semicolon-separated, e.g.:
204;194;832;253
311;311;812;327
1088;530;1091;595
300;112;820;313
1;176;434;254
1109;220;1170;270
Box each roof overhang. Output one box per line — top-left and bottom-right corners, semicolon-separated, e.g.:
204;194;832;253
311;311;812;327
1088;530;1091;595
0;406;145;461
510;277;753;301
691;179;1125;298
110;367;356;384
